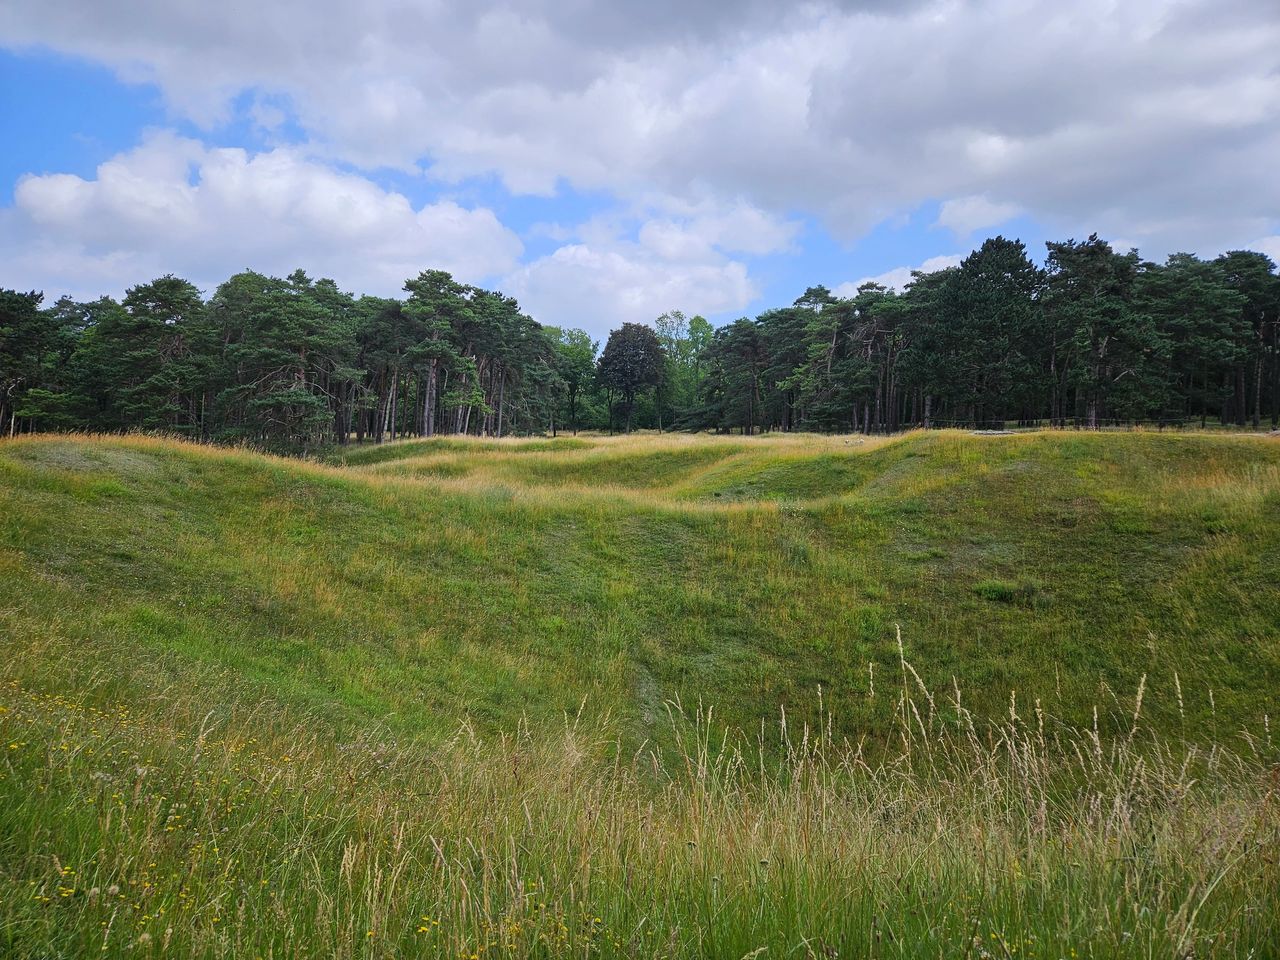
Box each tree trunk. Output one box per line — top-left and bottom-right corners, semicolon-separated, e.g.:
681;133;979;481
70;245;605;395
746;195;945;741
454;372;468;434
423;359;438;437
1235;366;1247;426
388;367;400;441
496;369;506;438
1271;318;1280;427
374;372;388;443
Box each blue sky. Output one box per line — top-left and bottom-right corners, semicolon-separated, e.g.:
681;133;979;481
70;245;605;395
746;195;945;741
2;2;1276;339
1;51;158;197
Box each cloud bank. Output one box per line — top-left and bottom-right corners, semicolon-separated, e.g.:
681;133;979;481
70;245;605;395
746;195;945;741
1;132;522;300
2;0;1277;329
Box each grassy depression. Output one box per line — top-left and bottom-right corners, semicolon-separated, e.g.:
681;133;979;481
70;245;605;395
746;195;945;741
3;429;1277;742
1;429;1278;957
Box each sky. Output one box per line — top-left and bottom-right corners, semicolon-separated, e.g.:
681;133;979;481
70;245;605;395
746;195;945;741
1;0;1278;340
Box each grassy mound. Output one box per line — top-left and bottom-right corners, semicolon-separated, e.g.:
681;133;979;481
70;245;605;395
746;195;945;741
3;430;1277;742
2;430;1278;957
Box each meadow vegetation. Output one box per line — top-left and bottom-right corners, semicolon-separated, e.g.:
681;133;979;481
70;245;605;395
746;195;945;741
1;429;1278;957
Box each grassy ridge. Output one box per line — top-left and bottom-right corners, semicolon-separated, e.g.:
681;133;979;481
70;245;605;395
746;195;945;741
2;430;1278;742
2;430;1279;957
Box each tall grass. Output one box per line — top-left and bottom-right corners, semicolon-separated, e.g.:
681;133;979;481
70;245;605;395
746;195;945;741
2;640;1276;959
2;430;1279;956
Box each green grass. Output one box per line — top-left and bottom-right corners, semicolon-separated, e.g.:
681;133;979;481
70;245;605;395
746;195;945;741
1;429;1278;957
3;430;1277;742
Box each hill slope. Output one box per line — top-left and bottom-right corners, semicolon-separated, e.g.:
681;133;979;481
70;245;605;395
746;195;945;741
2;430;1277;743
3;430;1279;959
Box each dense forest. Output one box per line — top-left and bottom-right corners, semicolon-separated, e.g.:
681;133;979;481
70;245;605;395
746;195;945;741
2;235;1278;448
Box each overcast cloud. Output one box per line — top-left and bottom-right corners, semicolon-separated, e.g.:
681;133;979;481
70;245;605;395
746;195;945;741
2;0;1277;331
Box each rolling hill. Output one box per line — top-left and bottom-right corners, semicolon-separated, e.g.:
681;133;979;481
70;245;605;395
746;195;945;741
2;430;1277;742
1;430;1278;958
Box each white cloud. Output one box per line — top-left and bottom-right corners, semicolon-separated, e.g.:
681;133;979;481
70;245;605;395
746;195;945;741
2;0;1279;299
507;199;789;334
0;132;522;301
1252;236;1280;265
834;253;962;296
248;98;287;134
635;203;799;264
935;196;1021;237
506;242;757;336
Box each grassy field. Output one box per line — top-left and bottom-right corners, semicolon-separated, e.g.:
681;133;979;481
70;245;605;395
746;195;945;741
1;429;1278;957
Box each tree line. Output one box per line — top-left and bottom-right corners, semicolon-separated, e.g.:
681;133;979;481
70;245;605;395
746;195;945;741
681;236;1280;433
2;236;1279;447
1;268;588;449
